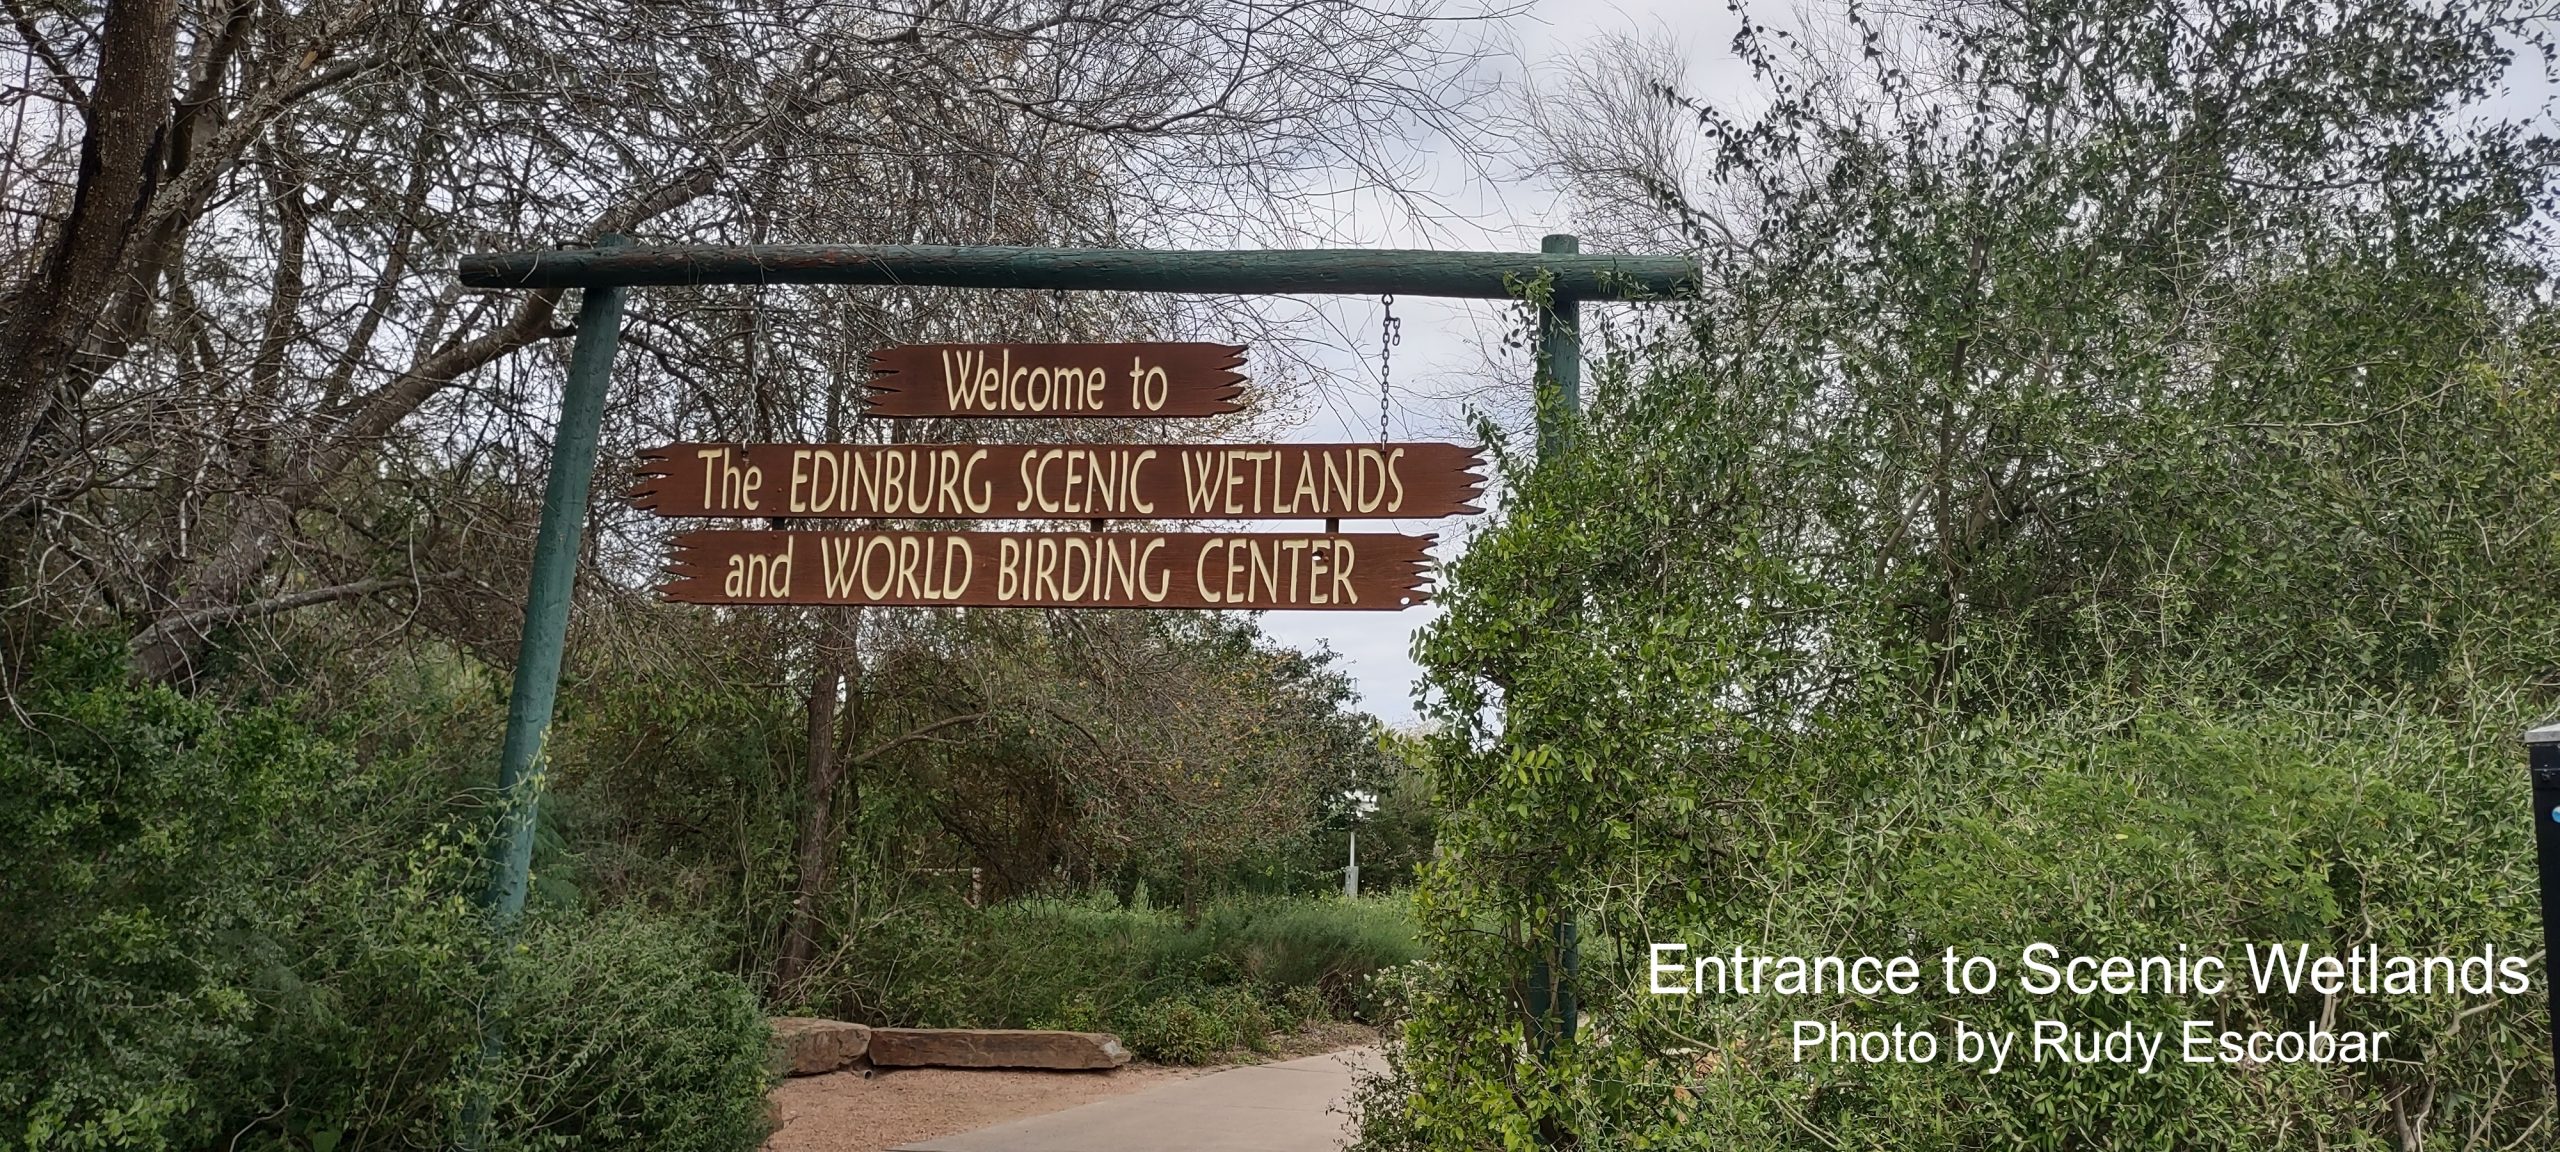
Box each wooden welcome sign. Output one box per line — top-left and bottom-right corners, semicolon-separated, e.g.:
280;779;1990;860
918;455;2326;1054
660;530;1431;610
631;442;1484;520
648;339;1465;610
866;343;1246;417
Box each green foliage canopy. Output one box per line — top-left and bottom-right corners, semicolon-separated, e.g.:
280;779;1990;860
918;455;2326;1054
1375;0;2560;1147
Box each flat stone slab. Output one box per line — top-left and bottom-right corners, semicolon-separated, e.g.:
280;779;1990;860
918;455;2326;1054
770;1017;872;1077
870;1028;1132;1070
892;1048;1375;1152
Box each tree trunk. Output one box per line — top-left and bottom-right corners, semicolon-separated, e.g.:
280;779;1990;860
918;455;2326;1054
113;48;835;678
776;606;859;995
0;0;181;493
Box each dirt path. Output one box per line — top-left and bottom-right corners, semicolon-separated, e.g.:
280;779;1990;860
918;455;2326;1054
764;1026;1377;1152
891;1048;1377;1152
764;1064;1205;1152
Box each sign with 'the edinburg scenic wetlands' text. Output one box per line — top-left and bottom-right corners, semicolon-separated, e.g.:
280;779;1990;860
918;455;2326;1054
630;442;1485;520
644;341;1469;610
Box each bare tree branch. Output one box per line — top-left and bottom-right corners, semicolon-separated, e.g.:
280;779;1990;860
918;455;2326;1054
3;0;90;111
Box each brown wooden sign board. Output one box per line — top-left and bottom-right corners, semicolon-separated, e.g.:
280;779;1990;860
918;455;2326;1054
865;343;1245;418
660;530;1431;610
632;442;1483;520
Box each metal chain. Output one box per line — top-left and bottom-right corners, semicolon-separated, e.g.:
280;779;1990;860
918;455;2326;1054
1377;294;1401;444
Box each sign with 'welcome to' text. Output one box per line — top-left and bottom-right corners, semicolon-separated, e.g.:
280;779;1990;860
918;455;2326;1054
864;342;1246;417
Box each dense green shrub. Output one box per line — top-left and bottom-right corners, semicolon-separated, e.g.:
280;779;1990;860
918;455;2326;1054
835;893;1416;1061
1177;899;1423;1016
488;910;772;1151
0;639;771;1151
0;636;482;1150
1372;697;2546;1149
844;896;1164;1032
1121;986;1277;1064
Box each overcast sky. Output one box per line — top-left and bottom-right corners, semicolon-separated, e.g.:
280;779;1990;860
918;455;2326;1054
1244;0;1744;727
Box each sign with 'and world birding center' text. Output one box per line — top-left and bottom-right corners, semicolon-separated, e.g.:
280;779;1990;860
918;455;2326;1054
642;342;1467;610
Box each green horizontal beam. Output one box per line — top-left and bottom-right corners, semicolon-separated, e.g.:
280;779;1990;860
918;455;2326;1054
456;244;1696;300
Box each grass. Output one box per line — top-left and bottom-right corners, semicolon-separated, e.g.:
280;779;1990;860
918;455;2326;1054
837;893;1419;1063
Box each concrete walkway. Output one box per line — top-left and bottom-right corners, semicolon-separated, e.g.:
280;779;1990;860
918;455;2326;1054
890;1049;1375;1152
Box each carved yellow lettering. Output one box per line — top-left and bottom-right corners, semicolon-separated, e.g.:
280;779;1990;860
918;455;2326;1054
1131;449;1158;514
1244;450;1274;513
1182;450;1221;513
932;450;959;514
1250;537;1278;604
966;449;992;513
1195;538;1223;604
850;450;877;512
895;535;922;598
1089;450;1117;511
860;537;895;600
1103;536;1133;600
906;451;933;515
1140;538;1168;602
1060;536;1090;602
943;536;973;599
808;450;839;512
697;448;725;508
822;536;860;597
1036;449;1064;513
880;451;906;515
944;349;975;410
1291;453;1320;515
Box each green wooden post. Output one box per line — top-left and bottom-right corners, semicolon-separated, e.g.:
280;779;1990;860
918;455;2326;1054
483;255;625;924
461;241;626;1146
1528;233;1581;1054
1536;233;1582;456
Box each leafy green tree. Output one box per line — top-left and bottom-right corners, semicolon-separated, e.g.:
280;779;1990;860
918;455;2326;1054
1375;1;2560;1147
